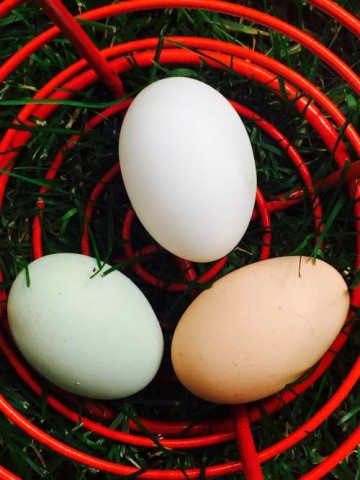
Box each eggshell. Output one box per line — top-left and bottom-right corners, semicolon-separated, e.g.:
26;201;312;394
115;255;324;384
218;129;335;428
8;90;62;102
7;253;164;399
171;256;350;404
119;77;256;262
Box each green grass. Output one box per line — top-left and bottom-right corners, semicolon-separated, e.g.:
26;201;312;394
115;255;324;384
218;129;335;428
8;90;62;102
0;0;359;478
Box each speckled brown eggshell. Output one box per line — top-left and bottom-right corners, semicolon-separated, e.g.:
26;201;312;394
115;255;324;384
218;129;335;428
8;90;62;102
171;256;350;404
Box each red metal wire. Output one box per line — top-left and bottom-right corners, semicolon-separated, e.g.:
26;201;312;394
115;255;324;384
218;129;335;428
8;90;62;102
1;45;357;219
0;36;357;184
0;329;238;450
0;32;356;169
0;34;357;159
321;161;360;189
0;1;358;94
36;0;125;98
260;356;360;460
0;0;359;478
0;333;359;477
32;199;45;260
233;405;265;479
300;425;360;480
308;0;360;37
0;0;22;19
0;466;20;480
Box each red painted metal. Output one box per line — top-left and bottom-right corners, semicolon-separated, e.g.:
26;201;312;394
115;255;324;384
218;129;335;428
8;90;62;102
37;0;125;98
0;1;358;93
0;0;359;478
0;466;20;480
233;405;265;479
0;0;22;19
308;0;360;37
300;425;360;480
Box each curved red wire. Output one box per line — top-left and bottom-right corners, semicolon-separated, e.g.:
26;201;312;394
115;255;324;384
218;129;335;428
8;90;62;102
0;347;358;478
1;44;358;211
0;0;22;19
0;466;20;480
308;0;360;37
300;425;360;479
0;36;357;164
0;0;358;93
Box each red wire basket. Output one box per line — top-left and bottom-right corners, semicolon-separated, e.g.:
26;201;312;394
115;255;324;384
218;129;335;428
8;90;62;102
0;1;359;478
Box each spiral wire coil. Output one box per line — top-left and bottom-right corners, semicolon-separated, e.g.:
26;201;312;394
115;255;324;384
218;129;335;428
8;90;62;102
0;1;359;478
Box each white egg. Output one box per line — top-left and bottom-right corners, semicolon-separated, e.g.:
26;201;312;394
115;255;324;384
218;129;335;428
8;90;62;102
7;253;164;399
119;77;256;262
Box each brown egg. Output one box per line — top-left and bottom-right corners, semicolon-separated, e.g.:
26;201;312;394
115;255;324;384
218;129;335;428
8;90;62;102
171;256;350;404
